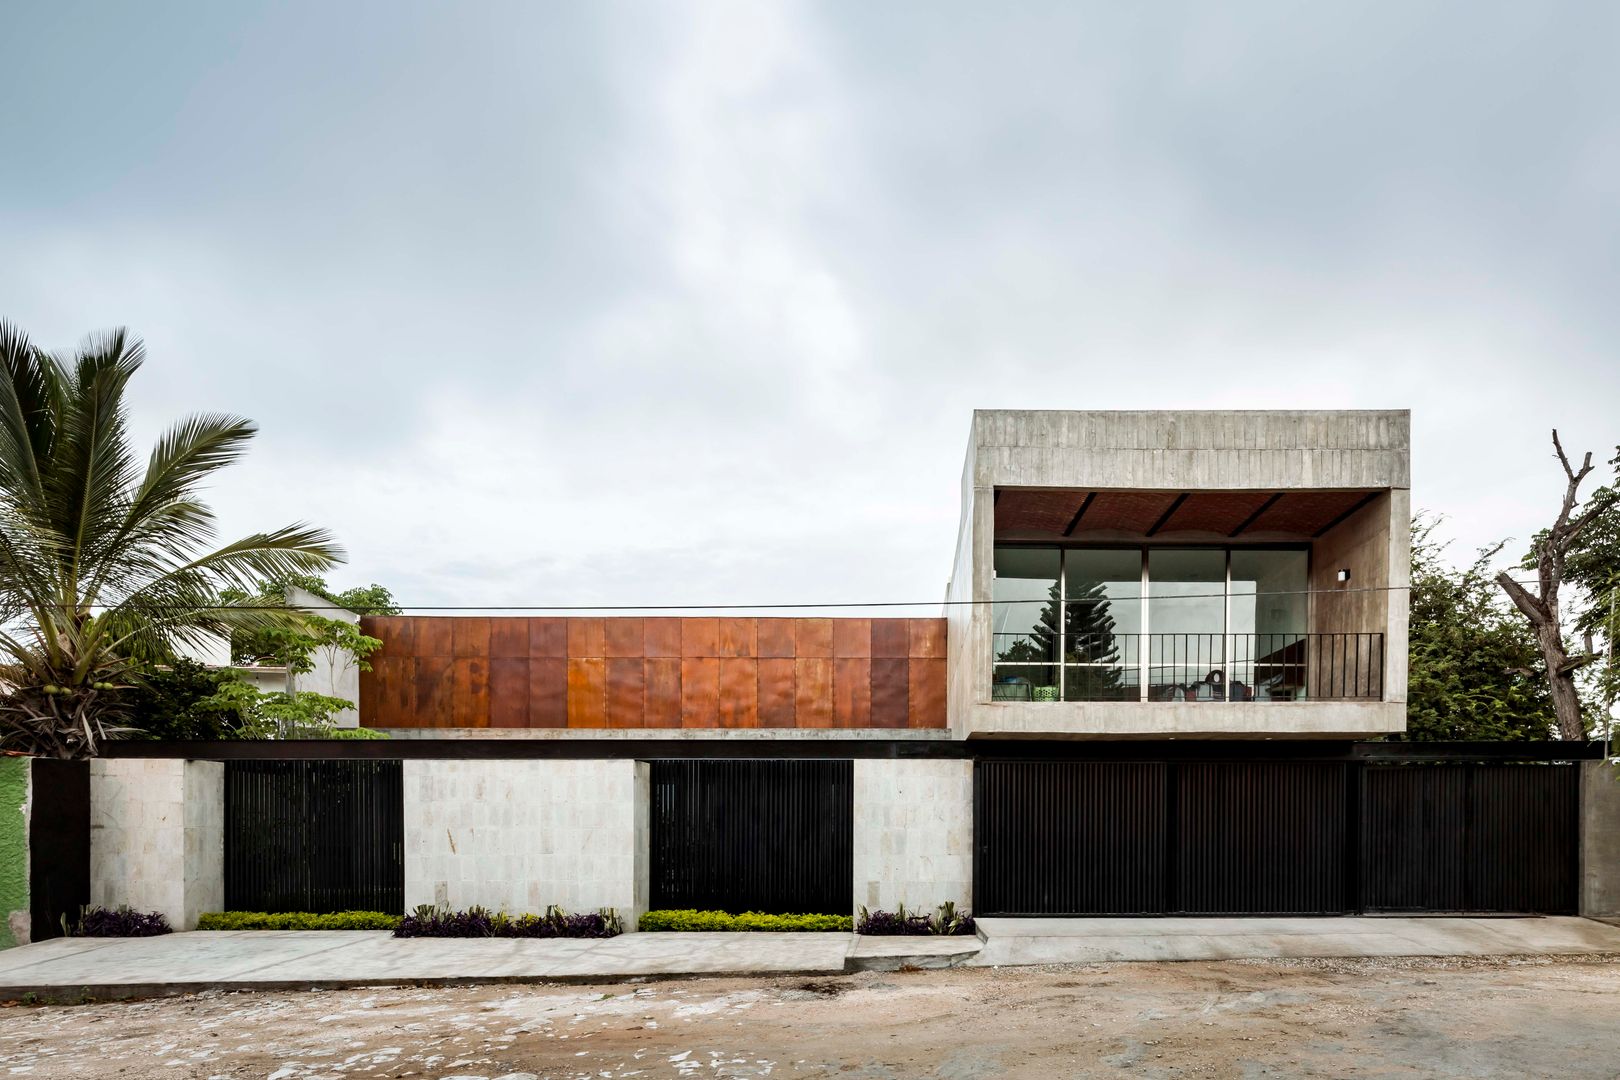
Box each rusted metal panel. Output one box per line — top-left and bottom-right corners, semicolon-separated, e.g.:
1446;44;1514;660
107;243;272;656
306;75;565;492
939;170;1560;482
414;655;454;727
870;658;909;728
605;618;645;658
680;657;720;727
529;617;567;658
452;658;490;727
606;657;646;729
794;658;834;728
566;657;606;727
644;658;683;728
360;616;950;730
718;658;759;728
871;618;910;658
757;658;796;726
795;619;833;659
415;617;453;659
908;619;946;659
365;616;415;660
365;656;415;727
832;618;871;659
757;619;796;658
567;618;605;659
529;657;567;727
833;658;872;727
681;618;719;658
488;658;529;728
452;618;491;659
718;618;757;658
907;658;947;728
489;617;529;659
644;618;684;658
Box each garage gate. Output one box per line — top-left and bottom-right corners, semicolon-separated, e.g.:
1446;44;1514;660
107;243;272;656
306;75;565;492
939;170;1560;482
974;759;1580;916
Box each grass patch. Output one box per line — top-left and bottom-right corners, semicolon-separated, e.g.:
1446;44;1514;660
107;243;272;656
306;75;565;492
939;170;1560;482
638;910;853;933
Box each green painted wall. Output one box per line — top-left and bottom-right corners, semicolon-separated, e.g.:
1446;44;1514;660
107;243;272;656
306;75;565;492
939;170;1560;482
0;756;28;948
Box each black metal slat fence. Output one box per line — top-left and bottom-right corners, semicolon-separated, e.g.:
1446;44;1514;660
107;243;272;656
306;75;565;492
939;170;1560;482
977;759;1580;917
225;760;404;914
650;759;853;915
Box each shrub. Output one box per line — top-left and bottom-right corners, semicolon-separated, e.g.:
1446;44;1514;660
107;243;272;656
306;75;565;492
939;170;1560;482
196;911;401;931
638;910;854;933
856;901;976;937
69;905;172;937
393;904;622;939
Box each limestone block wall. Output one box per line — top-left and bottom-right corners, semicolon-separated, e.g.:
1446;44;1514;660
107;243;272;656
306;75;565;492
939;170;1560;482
852;759;973;914
89;759;222;930
404;759;647;921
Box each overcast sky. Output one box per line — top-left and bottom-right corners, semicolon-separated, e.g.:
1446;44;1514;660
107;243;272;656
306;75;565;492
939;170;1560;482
3;1;1616;612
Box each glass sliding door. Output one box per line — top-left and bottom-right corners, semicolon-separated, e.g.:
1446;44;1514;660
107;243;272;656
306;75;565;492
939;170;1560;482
1146;549;1227;701
991;548;1060;701
1229;549;1309;701
1062;549;1142;701
990;543;1312;703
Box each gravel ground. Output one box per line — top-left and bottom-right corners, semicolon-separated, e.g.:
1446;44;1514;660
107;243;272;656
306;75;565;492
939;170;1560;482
1;954;1617;1079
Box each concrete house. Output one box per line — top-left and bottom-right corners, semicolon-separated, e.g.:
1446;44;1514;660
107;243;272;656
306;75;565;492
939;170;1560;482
81;409;1619;935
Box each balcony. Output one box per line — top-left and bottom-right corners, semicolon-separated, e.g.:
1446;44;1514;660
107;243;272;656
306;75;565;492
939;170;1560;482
991;631;1385;703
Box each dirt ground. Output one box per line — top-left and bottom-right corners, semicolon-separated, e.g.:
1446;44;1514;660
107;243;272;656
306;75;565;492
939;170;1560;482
0;954;1617;1079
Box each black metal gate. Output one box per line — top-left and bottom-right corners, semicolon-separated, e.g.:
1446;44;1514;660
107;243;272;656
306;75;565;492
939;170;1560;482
1360;763;1579;914
225;760;404;913
976;758;1579;917
650;759;852;915
29;760;90;941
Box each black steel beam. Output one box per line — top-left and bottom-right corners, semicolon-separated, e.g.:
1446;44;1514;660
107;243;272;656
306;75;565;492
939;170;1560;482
100;738;1608;763
1062;492;1097;537
1145;493;1189;537
1229;492;1283;537
1312;491;1383;538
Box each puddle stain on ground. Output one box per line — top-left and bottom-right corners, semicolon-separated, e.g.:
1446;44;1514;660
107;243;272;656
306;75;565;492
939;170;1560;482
0;956;1617;1078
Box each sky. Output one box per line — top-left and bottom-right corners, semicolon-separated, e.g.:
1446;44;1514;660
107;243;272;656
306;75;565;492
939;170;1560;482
2;1;1616;612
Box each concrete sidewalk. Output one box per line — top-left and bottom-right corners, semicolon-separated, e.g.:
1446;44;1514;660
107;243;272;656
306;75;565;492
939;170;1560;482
0;930;982;1001
970;916;1620;965
4;917;1617;1001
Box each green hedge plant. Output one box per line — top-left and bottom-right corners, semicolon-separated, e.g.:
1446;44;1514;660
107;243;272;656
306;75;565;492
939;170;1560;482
197;911;402;931
638;909;853;933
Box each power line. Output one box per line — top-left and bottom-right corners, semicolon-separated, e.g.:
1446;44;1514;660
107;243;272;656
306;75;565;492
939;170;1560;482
67;579;1558;613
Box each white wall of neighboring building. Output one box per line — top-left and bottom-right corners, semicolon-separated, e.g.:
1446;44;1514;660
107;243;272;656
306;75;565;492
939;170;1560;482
284;585;361;728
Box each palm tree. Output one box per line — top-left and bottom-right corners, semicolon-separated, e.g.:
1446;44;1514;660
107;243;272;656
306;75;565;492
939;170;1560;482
0;322;343;757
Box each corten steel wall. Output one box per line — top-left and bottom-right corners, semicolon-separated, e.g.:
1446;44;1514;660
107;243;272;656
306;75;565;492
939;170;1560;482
360;616;948;731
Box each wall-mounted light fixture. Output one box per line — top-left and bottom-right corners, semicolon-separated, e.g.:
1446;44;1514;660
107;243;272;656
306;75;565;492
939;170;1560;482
1336;568;1352;583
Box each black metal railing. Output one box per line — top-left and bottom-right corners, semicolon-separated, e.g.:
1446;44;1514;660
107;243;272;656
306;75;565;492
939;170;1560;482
991;632;1384;702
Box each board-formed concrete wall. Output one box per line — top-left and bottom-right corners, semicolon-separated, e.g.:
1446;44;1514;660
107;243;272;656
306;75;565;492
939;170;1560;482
403;759;648;921
89;759;222;930
852;759;973;914
1582;760;1620;916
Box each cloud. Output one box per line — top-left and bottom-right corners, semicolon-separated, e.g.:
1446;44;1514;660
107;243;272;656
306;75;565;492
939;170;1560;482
1;0;1615;608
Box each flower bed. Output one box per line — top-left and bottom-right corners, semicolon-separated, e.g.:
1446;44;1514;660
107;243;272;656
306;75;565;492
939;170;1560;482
197;911;402;931
71;905;172;937
856;902;975;936
393;905;622;938
638;910;853;933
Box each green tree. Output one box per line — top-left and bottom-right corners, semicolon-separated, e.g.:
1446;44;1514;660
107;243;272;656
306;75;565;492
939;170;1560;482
0;322;341;757
1405;516;1554;741
994;580;1124;698
220;574;389;674
1545;448;1620;744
